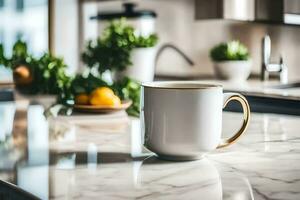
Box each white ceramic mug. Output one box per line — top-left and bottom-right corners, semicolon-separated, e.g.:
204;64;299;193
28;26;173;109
141;81;250;161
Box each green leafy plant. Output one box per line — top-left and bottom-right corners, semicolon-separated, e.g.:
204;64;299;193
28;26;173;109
210;41;249;62
0;40;72;96
132;33;158;48
112;77;141;117
36;53;73;102
70;73;108;96
0;44;8;66
1;40;33;70
82;19;158;74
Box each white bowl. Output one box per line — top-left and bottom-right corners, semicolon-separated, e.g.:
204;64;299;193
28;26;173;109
213;60;252;81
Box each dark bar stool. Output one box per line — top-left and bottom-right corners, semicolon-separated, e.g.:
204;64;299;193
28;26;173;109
0;180;40;200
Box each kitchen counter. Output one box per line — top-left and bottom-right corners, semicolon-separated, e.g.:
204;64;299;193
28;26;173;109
156;76;300;115
211;79;300;101
155;75;300;101
1;101;300;199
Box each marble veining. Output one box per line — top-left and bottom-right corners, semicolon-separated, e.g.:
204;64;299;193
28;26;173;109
1;104;300;199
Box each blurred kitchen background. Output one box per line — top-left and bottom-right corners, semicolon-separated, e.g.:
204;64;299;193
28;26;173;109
0;0;300;81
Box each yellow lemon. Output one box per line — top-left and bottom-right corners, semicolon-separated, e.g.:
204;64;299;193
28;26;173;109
112;95;121;105
89;94;121;106
89;87;121;106
90;87;114;98
75;93;89;105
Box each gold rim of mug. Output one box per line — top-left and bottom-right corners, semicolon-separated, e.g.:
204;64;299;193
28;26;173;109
142;82;223;90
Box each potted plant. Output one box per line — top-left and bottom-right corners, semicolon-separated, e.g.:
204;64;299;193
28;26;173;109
210;41;251;81
82;19;158;83
0;40;72;108
120;34;158;83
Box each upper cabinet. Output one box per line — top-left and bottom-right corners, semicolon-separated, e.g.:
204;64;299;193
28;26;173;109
195;0;300;26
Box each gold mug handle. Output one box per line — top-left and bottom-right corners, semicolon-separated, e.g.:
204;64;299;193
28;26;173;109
217;93;251;149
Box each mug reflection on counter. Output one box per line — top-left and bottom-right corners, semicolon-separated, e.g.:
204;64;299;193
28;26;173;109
134;156;254;200
136;157;222;200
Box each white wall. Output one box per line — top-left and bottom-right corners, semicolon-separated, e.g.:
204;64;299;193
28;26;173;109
53;0;79;75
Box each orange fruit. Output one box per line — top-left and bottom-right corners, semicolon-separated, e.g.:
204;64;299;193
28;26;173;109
75;93;89;105
13;65;33;84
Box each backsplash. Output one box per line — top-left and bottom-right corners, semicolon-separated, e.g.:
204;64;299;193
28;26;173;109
139;0;300;81
80;0;300;81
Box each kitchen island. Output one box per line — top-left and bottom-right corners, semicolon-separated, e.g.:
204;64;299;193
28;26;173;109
1;101;300;200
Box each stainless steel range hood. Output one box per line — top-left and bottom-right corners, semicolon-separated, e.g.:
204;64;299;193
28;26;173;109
195;0;300;26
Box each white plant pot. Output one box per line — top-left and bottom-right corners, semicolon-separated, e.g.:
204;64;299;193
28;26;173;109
116;47;156;83
213;60;252;81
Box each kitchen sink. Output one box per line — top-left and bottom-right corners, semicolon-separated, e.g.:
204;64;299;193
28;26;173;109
224;94;300;116
268;82;300;89
224;81;300;116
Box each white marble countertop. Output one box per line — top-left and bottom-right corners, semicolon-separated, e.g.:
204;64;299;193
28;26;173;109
1;102;300;199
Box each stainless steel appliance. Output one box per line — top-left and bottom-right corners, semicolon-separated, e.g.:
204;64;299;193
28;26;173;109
195;0;300;25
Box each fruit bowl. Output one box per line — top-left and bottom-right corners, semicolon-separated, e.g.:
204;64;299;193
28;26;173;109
73;100;132;113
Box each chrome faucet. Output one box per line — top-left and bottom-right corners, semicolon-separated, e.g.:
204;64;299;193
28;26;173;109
261;35;288;84
155;43;194;69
